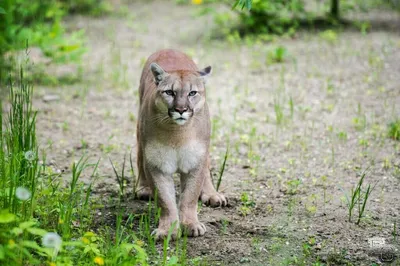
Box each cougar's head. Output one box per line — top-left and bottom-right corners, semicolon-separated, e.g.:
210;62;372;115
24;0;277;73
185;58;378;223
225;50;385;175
150;62;211;126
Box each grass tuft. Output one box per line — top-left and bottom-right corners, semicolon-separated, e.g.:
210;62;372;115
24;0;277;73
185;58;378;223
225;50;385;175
388;119;400;140
342;169;376;225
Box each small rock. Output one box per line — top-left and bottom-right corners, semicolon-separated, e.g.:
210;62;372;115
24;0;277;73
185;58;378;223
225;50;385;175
43;94;60;102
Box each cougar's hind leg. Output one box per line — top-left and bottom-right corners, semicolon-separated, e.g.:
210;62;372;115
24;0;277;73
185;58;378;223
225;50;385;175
136;131;153;200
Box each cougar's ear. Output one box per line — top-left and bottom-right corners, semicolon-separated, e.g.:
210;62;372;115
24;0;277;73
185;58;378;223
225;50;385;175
198;66;212;84
150;63;167;85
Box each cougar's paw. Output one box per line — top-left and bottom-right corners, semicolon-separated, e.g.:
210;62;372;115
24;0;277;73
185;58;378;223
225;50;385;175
201;192;228;207
136;186;153;200
151;227;179;242
182;222;206;237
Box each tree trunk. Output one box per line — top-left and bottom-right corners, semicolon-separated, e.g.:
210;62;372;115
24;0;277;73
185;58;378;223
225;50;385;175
330;0;339;19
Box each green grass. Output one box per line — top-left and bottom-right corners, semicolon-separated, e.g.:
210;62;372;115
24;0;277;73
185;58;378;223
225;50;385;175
266;46;288;64
0;69;38;217
342;170;375;225
274;99;284;126
388;119;400;140
216;146;229;192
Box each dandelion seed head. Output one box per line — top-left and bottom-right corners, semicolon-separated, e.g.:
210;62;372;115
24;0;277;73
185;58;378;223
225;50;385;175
16;187;31;201
42;232;62;250
24;151;36;162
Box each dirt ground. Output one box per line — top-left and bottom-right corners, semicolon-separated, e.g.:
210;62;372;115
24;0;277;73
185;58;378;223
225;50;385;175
33;1;400;265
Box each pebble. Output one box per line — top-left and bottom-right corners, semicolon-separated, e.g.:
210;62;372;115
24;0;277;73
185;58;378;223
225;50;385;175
43;94;60;102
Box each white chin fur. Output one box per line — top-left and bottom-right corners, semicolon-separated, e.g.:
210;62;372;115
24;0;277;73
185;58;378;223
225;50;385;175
171;111;190;125
174;119;187;125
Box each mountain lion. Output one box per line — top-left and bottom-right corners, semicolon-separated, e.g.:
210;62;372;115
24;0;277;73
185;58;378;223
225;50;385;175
136;49;227;240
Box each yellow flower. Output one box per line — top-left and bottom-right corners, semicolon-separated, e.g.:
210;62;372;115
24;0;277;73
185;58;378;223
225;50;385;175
94;257;104;265
8;239;15;247
58;218;63;224
48;262;56;266
136;240;144;247
192;0;203;5
81;237;90;244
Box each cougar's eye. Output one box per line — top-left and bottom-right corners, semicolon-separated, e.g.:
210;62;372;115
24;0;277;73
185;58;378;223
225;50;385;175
163;90;174;96
188;91;197;97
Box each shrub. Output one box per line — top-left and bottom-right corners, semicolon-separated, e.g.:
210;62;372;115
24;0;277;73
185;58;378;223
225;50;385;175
0;0;108;83
236;0;306;35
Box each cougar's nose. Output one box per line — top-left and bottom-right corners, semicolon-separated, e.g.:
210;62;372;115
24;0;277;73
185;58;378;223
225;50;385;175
174;107;188;115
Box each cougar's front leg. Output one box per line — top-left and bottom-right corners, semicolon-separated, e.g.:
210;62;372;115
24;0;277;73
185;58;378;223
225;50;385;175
200;156;228;207
145;166;179;240
179;167;207;237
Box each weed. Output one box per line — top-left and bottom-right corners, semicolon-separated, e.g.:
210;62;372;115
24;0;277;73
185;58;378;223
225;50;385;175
337;131;348;141
352;115;367;131
266;46;288;64
289;96;294;120
326;78;335;94
388;119;400;140
110;155;127;200
319;30;338;43
239;192;255;216
287;197;298;216
286;178;302;195
342;170;375;224
274;99;284;126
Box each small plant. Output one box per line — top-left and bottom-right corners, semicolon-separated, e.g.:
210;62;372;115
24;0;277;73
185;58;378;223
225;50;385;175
319;30;338;43
352;115;367;131
266;46;288;64
289;96;294;120
274;99;284;126
343;170;375;225
110;155;128;200
239;192;255;216
286;178;302;195
388;119;400;140
337;131;348;141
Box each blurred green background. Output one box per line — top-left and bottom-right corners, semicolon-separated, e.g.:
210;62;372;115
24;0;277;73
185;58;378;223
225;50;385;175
1;0;399;84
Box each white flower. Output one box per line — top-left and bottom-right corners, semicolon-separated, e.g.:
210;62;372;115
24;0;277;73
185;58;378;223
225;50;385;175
15;187;31;201
42;232;62;250
24;151;36;162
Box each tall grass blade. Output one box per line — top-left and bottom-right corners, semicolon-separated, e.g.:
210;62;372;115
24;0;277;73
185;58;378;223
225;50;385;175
216;146;229;192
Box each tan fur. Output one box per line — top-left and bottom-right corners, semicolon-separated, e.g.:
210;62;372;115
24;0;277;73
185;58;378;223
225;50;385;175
136;49;227;240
